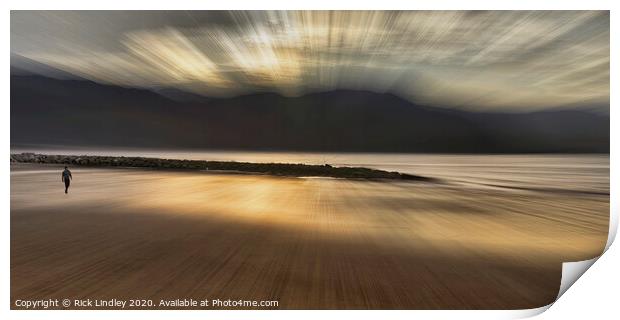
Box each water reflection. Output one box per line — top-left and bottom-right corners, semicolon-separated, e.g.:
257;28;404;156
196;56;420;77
10;153;610;308
12;147;610;193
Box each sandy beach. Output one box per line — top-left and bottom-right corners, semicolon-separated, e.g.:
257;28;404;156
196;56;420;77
10;163;609;309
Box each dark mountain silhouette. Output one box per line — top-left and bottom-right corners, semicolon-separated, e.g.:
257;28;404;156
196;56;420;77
150;87;213;103
11;53;86;81
10;74;609;153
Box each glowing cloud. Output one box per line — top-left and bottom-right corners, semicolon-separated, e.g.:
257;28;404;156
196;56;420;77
11;11;609;111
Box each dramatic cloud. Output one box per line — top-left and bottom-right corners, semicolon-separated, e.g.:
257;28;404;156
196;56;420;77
11;11;609;111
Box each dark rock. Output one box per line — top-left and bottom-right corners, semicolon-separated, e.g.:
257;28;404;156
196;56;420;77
9;152;435;181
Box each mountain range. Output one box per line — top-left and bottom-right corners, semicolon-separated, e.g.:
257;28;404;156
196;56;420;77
10;71;609;153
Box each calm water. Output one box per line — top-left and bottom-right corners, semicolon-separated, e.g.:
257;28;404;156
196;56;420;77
11;148;610;308
11;146;609;194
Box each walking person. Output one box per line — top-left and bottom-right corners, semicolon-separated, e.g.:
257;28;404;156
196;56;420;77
62;166;72;194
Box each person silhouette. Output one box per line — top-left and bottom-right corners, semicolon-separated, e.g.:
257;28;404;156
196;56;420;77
62;166;72;194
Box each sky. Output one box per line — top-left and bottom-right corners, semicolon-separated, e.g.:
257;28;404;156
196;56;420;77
11;11;610;112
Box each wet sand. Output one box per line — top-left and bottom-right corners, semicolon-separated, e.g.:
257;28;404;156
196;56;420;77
10;163;609;309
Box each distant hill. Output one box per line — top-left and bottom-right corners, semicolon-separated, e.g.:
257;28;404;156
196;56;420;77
11;53;86;81
10;74;609;153
150;87;213;103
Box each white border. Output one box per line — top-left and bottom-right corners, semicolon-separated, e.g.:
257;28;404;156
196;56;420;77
1;0;617;10
2;1;617;319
